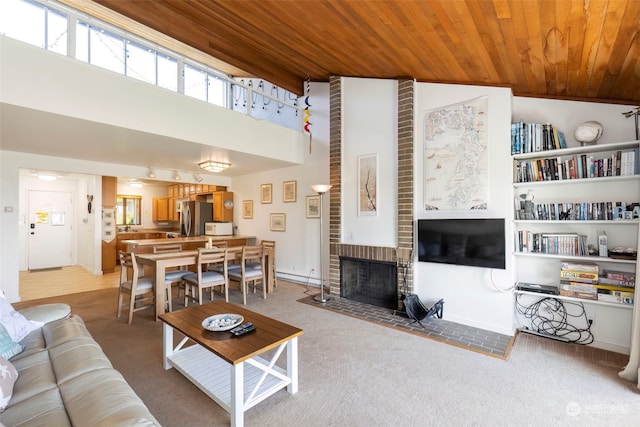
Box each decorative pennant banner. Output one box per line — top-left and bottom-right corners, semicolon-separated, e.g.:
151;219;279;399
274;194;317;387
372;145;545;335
304;79;312;153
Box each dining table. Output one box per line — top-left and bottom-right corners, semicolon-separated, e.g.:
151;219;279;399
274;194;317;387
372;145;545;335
136;247;275;320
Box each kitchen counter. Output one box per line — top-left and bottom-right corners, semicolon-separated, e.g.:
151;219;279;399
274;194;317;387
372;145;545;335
123;235;256;254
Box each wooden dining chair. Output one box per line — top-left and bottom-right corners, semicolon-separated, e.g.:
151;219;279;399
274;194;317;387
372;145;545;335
182;247;229;306
208;245;242;272
117;251;155;324
152;243;191;312
228;245;266;305
260;240;277;289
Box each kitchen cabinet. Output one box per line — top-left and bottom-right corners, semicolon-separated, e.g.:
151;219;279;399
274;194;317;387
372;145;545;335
153;198;170;222
213;191;234;222
168;197;178;222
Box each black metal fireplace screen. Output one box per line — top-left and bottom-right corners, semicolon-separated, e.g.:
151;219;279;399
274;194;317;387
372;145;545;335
340;257;397;310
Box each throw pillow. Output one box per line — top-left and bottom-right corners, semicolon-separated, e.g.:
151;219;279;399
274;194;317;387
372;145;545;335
0;324;23;360
0;356;18;412
0;298;43;342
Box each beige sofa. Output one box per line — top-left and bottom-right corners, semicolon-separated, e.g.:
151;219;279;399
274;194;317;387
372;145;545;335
0;313;159;426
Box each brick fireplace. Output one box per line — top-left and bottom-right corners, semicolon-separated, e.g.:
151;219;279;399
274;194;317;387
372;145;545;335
326;78;415;310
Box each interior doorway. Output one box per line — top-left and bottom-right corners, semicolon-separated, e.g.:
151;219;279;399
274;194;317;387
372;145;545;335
27;190;73;270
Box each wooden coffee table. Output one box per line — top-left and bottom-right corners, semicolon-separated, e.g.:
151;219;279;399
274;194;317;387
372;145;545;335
159;301;303;427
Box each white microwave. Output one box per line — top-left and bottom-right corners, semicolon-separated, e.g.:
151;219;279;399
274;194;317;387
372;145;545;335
205;222;233;236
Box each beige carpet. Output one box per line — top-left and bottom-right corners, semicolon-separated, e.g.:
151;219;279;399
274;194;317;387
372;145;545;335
14;282;640;426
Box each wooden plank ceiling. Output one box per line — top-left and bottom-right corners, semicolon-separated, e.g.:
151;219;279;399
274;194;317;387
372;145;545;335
90;0;640;104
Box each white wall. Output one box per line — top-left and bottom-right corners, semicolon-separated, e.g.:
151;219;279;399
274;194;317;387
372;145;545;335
341;77;398;247
231;82;330;285
414;83;515;335
0;36;303;164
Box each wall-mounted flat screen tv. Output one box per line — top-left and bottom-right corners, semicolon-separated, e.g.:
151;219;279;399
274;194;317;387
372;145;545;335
417;218;506;269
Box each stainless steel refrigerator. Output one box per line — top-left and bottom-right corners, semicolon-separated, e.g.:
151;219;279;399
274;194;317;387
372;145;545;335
180;201;213;236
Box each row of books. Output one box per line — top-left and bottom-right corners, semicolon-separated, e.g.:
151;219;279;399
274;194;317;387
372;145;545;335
511;121;567;154
558;262;635;304
515;232;587;256
514;201;640;221
514;149;639;182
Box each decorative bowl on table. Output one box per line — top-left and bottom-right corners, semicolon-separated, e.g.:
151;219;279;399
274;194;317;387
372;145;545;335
202;314;244;331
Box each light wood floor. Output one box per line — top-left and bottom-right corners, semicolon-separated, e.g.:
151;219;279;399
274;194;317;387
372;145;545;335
19;266;120;301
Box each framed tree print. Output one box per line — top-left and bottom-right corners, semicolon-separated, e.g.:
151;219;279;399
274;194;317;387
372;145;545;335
358;153;378;216
242;200;253;219
260;183;272;204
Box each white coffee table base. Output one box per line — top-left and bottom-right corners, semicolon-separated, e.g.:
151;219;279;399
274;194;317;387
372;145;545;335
163;324;299;427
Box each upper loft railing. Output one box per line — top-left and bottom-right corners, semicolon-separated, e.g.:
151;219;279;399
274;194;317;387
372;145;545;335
0;0;303;132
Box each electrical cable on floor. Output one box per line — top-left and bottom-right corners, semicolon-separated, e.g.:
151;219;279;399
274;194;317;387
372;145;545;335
303;268;316;296
515;294;594;344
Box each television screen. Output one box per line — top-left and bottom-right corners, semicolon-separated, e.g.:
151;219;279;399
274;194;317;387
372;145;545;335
417;218;506;269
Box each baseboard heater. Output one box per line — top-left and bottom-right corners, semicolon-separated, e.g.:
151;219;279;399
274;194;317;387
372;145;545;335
518;328;570;343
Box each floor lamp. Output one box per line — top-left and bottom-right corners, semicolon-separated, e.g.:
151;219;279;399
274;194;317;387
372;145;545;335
311;184;332;303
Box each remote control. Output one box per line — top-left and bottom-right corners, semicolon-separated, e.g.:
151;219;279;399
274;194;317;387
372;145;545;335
230;322;256;336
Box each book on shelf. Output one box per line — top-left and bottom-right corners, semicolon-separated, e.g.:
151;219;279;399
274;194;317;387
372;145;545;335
597;292;634;304
599;276;635;288
515;232;587;256
559;269;598;282
513;148;639;182
513;200;639;221
602;269;636;284
511;121;566;155
560;280;631;293
559;284;598;300
560;261;599;272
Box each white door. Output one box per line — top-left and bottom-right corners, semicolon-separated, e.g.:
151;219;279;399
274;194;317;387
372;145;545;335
27;190;73;270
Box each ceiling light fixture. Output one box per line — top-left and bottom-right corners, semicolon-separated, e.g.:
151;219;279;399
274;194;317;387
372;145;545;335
174;171;182;181
147;168;156;179
194;173;203;182
38;174;58;181
199;160;231;173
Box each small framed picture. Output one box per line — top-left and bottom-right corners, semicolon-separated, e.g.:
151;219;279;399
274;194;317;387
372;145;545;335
306;195;320;218
283;180;297;202
270;213;286;231
242;200;253;219
261;183;272;204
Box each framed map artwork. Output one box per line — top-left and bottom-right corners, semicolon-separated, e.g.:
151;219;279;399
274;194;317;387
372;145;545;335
423;96;488;211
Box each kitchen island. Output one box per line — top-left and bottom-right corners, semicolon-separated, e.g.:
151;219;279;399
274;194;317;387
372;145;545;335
123;235;256;254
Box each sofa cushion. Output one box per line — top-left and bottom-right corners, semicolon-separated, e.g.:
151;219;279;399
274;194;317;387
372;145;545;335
61;369;159;426
0;298;44;342
0;324;23;360
50;338;113;384
0;387;71;427
0;357;18;412
8;349;58;405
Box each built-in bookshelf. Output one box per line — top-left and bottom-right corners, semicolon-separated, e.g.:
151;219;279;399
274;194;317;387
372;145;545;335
512;138;640;310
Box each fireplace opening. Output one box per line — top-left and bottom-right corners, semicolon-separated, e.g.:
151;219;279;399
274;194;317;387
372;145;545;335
340;257;398;310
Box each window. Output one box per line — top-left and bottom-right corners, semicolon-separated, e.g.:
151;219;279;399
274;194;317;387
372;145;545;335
116;195;141;225
1;0;68;55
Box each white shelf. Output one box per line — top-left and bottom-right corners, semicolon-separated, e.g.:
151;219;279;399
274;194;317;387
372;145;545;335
514;219;639;225
512;252;637;264
513;174;640;188
167;344;289;414
512;140;639;160
514;289;634;309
